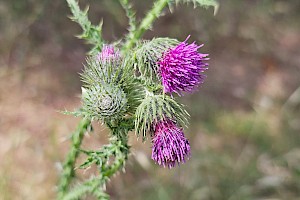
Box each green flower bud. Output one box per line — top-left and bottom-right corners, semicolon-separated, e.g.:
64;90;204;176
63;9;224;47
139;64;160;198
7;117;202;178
82;84;127;120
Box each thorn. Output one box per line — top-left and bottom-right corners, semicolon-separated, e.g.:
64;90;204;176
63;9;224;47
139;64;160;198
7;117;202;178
214;3;220;16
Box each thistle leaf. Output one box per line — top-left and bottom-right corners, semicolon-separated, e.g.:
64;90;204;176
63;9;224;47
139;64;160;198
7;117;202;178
122;0;171;51
119;0;137;42
176;0;219;15
63;177;109;200
66;0;105;53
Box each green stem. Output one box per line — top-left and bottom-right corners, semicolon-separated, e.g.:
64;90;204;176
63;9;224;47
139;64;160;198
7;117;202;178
122;0;170;51
62;134;129;200
119;0;136;34
58;117;91;200
103;133;129;177
66;0;104;53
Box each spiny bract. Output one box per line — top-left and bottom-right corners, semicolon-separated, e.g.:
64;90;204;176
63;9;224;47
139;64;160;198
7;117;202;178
134;93;189;141
81;84;127;120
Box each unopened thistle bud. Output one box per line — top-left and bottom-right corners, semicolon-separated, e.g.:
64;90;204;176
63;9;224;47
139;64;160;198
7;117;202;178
81;45;123;87
82;84;127;120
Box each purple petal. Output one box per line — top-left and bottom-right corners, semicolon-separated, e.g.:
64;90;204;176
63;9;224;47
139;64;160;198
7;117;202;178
151;119;191;168
158;37;209;95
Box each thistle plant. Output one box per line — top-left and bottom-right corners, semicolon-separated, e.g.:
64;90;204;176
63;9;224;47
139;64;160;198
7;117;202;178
58;0;218;199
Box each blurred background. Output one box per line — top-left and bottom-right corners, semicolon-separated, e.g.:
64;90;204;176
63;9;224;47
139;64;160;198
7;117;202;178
1;0;300;199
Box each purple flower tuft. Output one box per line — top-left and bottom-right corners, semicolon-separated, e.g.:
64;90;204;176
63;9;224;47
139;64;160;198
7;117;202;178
158;36;209;95
151;119;190;168
98;45;120;62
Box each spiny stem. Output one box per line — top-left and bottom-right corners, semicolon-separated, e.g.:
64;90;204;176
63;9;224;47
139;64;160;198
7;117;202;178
119;0;137;39
58;117;91;200
63;134;129;200
122;0;170;51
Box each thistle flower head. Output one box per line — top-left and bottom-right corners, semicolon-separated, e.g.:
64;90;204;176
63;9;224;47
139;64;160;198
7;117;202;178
158;36;209;95
97;45;121;62
151;119;190;168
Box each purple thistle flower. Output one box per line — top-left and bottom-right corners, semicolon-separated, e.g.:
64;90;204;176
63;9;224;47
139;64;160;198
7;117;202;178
158;36;209;95
98;45;120;62
151;119;191;168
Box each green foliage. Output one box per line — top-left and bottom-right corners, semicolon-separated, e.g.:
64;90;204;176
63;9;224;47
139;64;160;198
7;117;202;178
122;0;218;50
79;136;129;170
66;0;104;54
135;94;189;140
68;134;129;200
63;177;109;200
58;118;92;199
119;0;137;43
122;0;170;51
177;0;219;15
120;77;144;116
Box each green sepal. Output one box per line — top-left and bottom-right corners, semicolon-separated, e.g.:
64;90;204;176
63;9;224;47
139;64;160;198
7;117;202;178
135;93;189;141
133;37;179;82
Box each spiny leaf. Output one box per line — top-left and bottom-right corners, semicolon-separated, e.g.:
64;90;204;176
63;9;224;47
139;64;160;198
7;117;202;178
119;0;137;42
122;0;170;51
60;109;83;117
66;0;105;53
63;177;108;200
176;0;219;15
